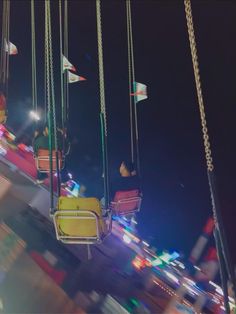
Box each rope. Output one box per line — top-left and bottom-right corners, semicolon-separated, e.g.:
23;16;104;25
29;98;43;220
96;0;109;207
31;0;38;112
184;0;236;311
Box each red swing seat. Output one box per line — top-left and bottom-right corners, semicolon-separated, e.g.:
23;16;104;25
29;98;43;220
35;149;63;173
111;189;141;216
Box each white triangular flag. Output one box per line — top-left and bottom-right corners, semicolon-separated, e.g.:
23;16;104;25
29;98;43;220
5;41;18;55
131;82;148;102
62;55;76;72
68;71;86;83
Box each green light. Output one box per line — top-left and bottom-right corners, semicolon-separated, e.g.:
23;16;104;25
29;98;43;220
130;298;139;306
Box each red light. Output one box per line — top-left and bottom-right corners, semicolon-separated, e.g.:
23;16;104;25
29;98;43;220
132;256;148;270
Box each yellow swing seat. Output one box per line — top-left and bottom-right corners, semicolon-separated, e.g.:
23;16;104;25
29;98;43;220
0;110;7;124
53;196;108;244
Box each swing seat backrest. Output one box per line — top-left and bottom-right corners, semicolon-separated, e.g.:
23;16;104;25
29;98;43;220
111;189;141;215
35;149;63;172
54;196;105;244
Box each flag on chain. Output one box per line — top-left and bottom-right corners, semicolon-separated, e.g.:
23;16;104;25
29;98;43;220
68;71;86;83
5;41;18;55
131;82;148;102
62;55;76;72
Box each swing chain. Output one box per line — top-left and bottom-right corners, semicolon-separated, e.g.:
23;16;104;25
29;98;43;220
59;0;64;128
45;1;51;118
96;0;107;136
0;0;10;89
31;0;38;112
184;0;214;172
127;0;134;162
185;3;236;307
46;0;58;150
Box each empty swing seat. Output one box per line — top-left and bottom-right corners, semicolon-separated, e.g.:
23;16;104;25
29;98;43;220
35;149;63;172
111;189;142;216
53;196;107;244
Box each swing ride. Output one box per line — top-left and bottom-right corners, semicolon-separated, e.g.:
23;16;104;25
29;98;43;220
1;0;236;312
31;0;143;244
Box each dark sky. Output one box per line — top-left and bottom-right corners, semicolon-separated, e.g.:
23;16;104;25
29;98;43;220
2;0;236;261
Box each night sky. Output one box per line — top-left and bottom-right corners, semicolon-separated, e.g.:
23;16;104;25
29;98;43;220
2;0;236;262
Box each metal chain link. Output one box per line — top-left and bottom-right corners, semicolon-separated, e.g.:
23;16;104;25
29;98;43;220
185;4;236;307
31;0;38;112
45;1;51;121
126;0;134;162
59;0;64;128
0;1;6;83
64;0;68;58
47;0;58;151
127;0;141;176
184;0;214;172
45;0;59;205
45;0;57;151
64;0;69;123
0;1;7;84
0;0;10;89
44;12;47;123
96;0;107;136
5;0;10;85
96;0;110;207
127;1;135;87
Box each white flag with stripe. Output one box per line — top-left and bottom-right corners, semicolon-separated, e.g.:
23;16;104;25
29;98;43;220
131;82;148;102
62;55;76;72
68;71;86;83
5;41;18;55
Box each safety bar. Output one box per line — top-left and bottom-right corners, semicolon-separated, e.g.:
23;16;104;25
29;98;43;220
111;196;142;215
35;155;64;173
53;210;102;244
